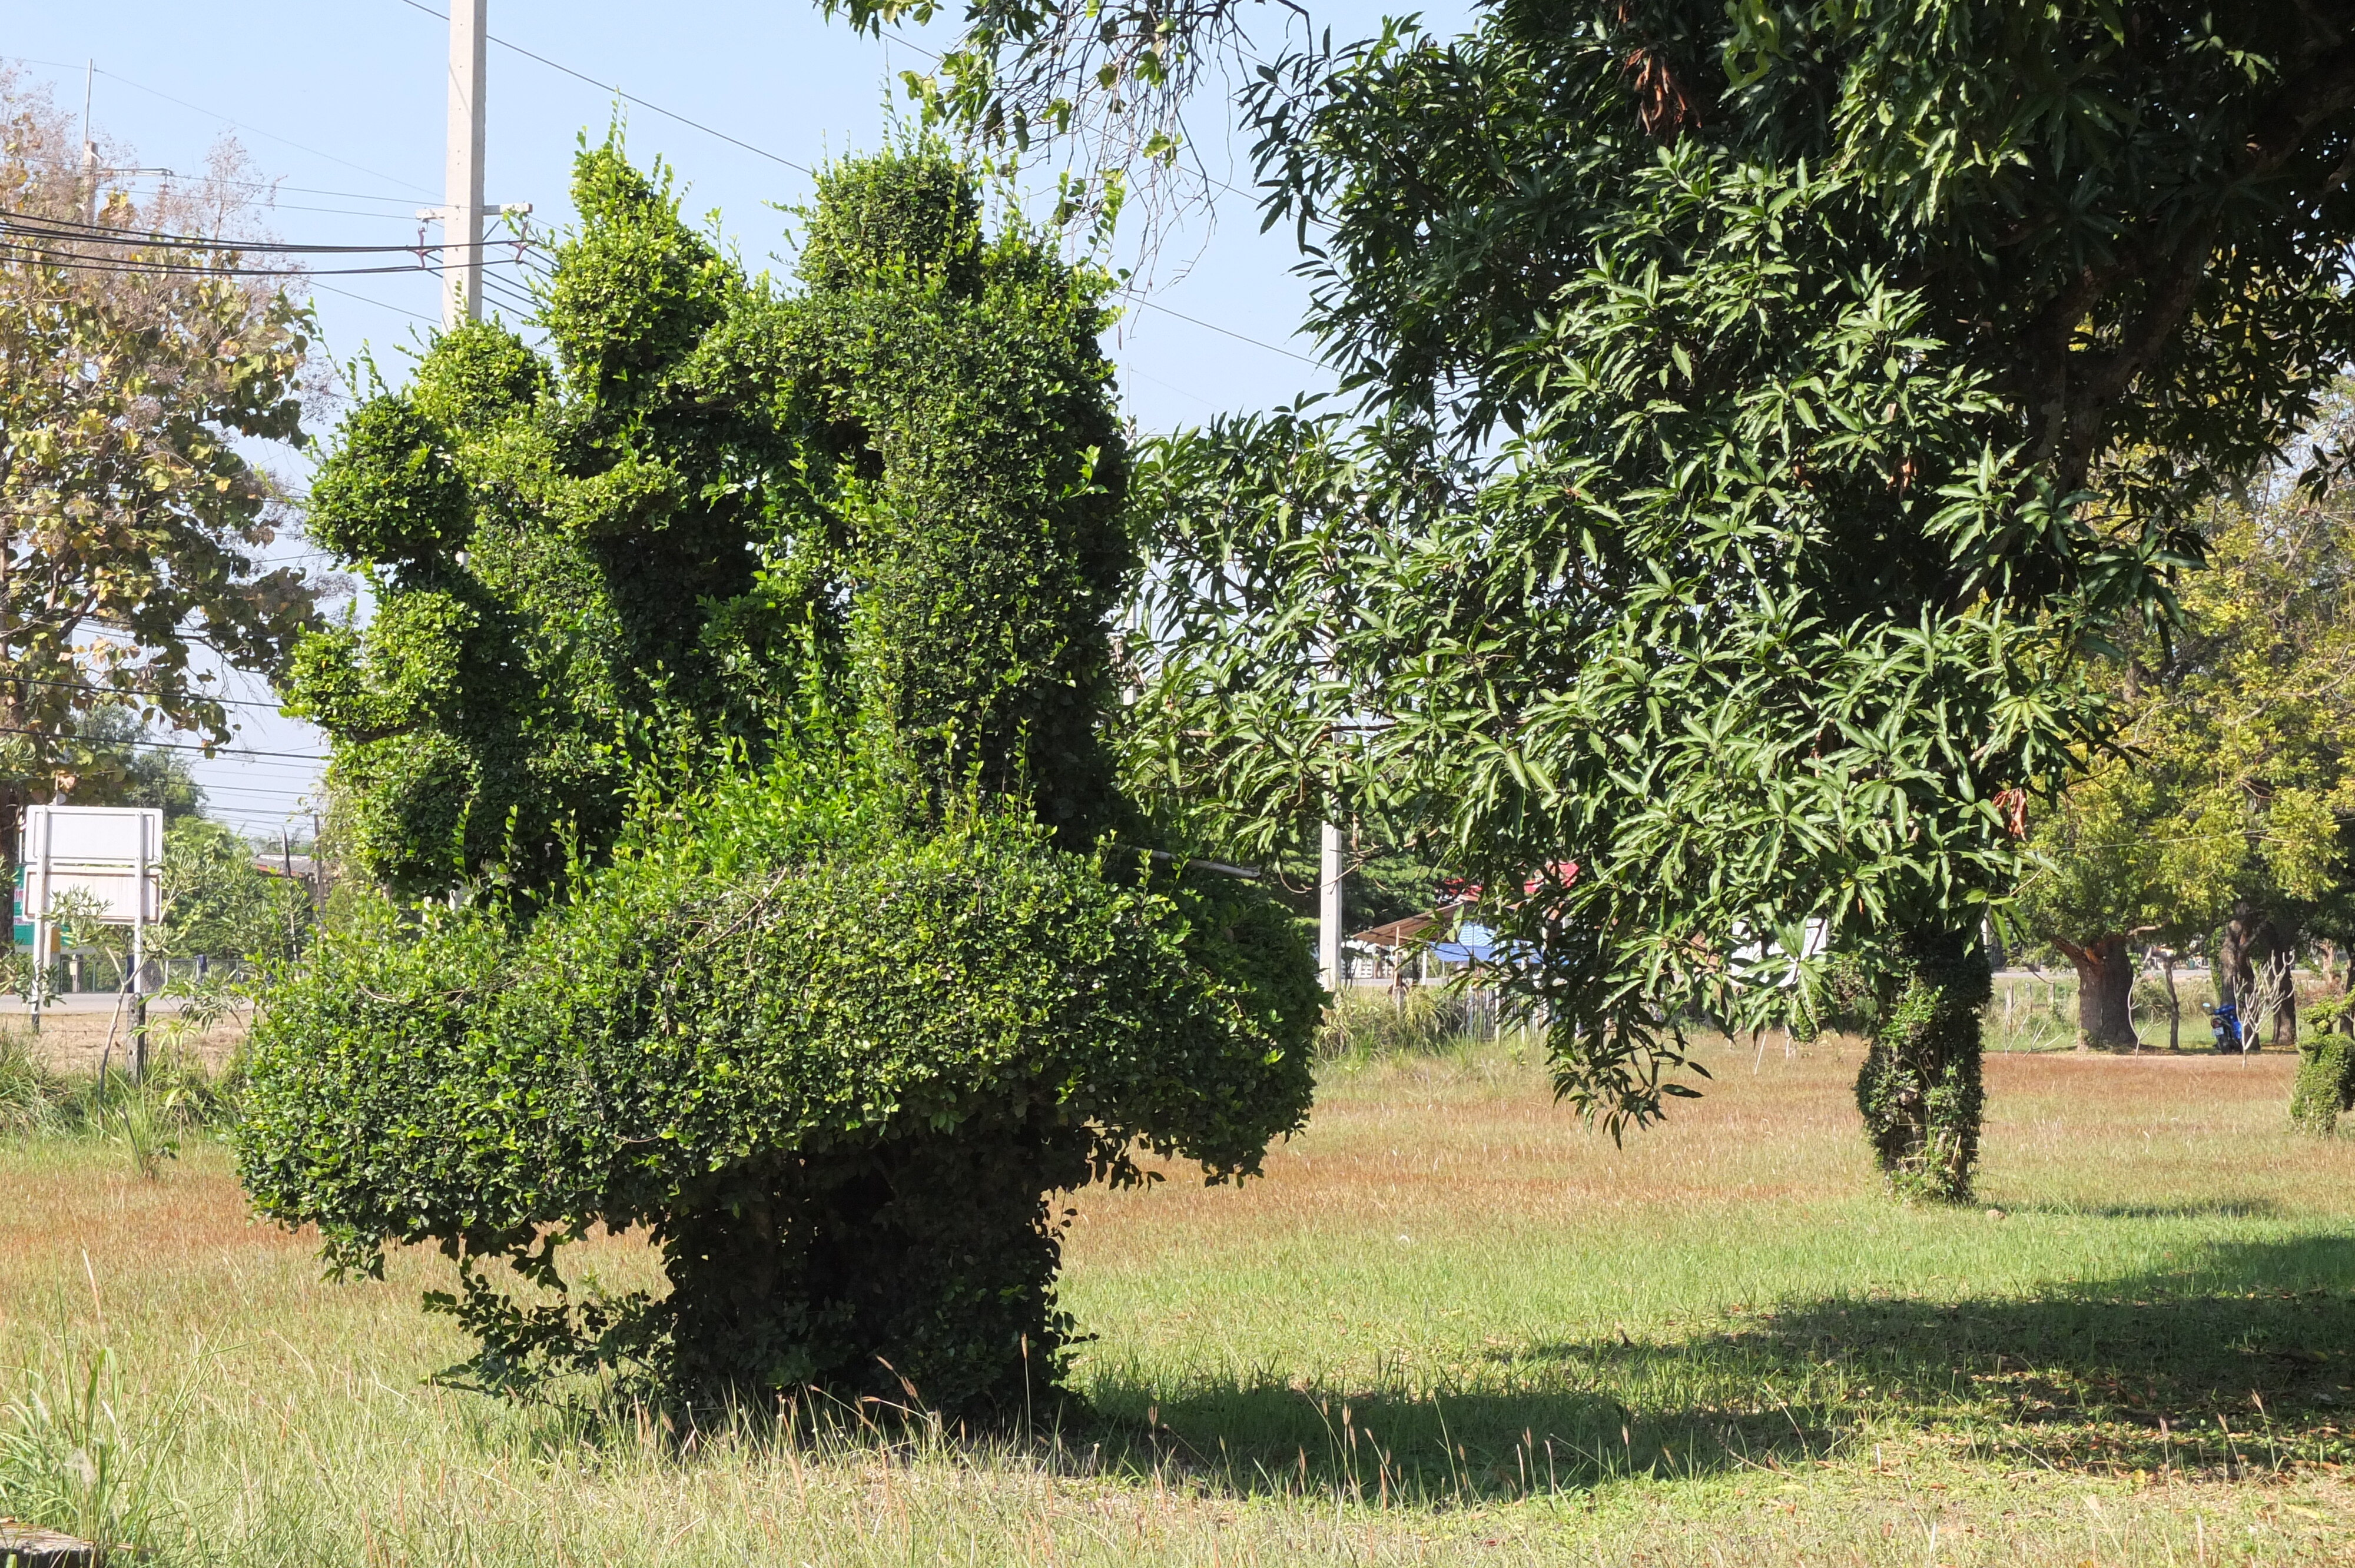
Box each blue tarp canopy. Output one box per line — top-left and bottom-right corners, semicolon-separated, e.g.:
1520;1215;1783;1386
1427;922;1497;965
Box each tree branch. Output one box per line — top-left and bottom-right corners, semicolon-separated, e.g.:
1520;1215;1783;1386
2032;28;2355;491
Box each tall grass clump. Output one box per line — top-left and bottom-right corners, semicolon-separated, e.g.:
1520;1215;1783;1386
0;1026;64;1135
0;1029;241;1179
0;1350;174;1557
1318;987;1475;1061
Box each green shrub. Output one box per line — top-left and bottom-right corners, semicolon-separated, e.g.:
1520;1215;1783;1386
240;760;1316;1414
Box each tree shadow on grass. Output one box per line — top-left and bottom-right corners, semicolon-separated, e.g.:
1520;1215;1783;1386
2011;1198;2285;1220
1084;1235;2355;1502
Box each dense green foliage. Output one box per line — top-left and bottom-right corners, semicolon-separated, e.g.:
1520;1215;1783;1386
157;818;312;966
2290;1035;2355;1137
1113;4;2355;1201
247;140;1317;1413
2014;429;2355;1050
241;758;1315;1410
289;139;1133;892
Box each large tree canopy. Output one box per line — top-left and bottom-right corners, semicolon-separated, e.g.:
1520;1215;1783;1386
0;69;319;839
1115;2;2355;1198
244;142;1318;1414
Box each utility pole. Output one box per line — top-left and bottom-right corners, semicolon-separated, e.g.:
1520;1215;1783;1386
81;61;98;228
1318;819;1345;995
443;0;487;328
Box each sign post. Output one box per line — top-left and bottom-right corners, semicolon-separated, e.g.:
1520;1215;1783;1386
21;806;163;1064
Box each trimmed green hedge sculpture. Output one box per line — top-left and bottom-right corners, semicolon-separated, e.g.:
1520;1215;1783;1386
239;141;1318;1416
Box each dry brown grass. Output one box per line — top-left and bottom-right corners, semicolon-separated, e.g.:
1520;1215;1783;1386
1071;1037;2346;1268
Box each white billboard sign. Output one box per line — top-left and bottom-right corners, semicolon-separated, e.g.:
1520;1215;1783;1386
23;805;163;924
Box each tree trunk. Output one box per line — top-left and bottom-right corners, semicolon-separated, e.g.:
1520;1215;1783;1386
2053;933;2138;1049
2220;898;2259;1014
1854;926;1989;1203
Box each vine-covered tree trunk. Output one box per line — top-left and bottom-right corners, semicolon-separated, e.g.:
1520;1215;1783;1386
2288;1032;2355;1135
2053;933;2138;1049
656;1117;1095;1411
1854;927;1990;1202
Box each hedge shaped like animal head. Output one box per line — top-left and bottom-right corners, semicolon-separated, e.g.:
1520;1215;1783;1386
287;137;1132;895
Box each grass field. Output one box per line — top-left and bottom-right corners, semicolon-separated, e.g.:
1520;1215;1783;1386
3;1032;2352;1564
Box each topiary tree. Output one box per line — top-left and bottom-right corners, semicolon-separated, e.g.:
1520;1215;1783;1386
239;140;1318;1416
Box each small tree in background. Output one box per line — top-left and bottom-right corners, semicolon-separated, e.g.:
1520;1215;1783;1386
157;818;313;968
239;142;1318;1416
2016;420;2355;1051
0;68;320;866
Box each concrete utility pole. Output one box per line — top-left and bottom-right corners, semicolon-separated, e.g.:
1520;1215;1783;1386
81;61;98;228
443;0;487;328
1318;819;1345;994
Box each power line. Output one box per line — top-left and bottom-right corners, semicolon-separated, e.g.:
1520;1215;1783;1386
107;174;435;209
260;200;468;222
180;760;332;778
2;673;290;713
2;205;550;258
1135;298;1322;367
392;0;814;177
0;724;326;762
187;787;325;803
309;278;438;323
0;240;547;281
0;209;533;258
13;57;439;200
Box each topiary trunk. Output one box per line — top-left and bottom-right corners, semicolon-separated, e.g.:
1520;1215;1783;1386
2288;1036;2355;1135
657;1116;1094;1413
1854;926;1989;1202
2053;932;2138;1049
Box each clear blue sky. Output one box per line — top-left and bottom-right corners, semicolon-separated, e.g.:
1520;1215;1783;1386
4;0;1460;839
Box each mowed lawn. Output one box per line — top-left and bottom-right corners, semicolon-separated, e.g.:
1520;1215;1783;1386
4;1036;2353;1564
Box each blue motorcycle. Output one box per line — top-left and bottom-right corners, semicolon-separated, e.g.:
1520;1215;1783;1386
2210;1001;2245;1054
